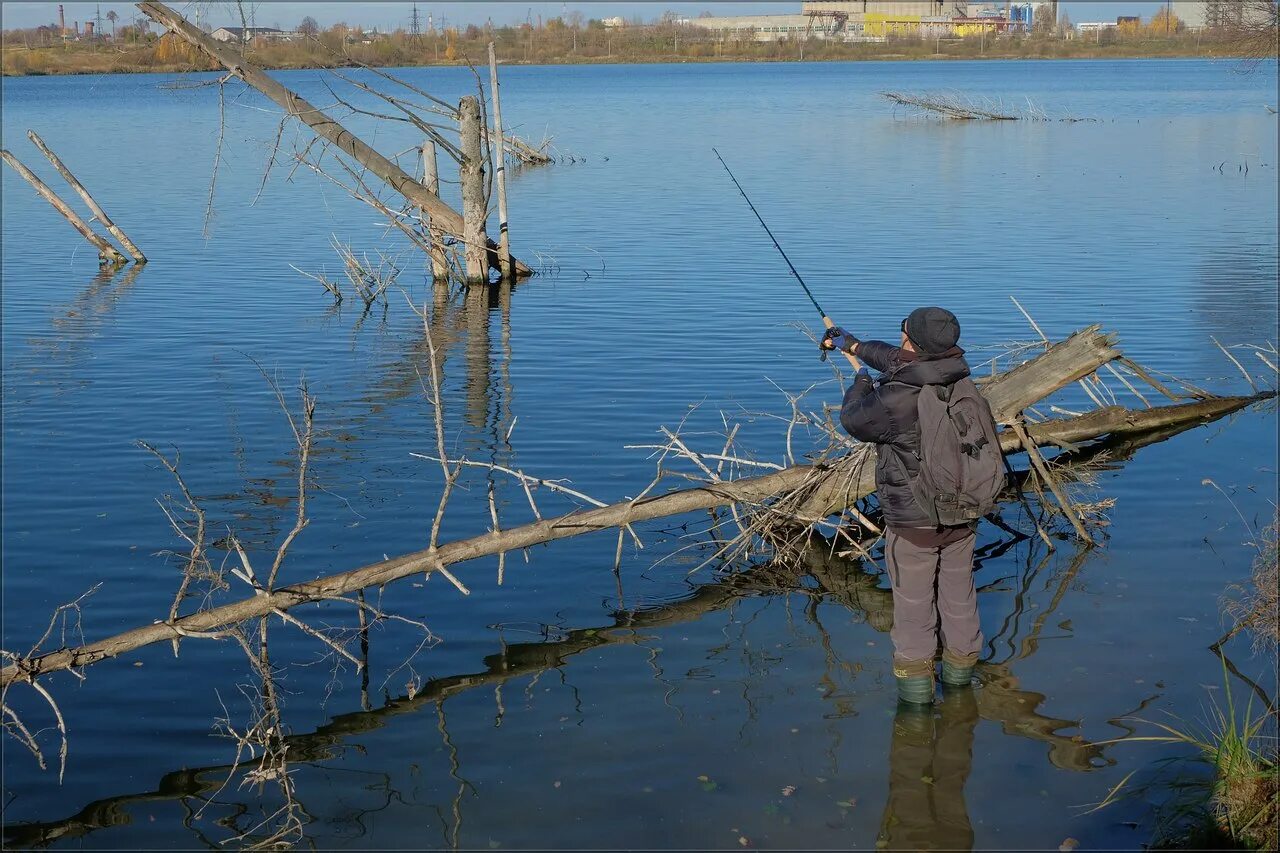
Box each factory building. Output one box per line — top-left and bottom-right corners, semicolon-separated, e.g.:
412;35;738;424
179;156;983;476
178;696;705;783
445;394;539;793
678;13;836;41
684;1;1033;42
210;26;297;44
1172;0;1253;30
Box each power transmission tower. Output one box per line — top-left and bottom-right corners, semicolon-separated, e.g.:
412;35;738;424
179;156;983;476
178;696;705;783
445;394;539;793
410;2;422;41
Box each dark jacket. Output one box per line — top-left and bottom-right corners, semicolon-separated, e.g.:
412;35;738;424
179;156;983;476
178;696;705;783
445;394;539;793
839;340;972;529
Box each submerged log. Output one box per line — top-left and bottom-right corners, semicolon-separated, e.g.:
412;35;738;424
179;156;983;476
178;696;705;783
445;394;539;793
1;150;127;265
480;127;554;166
882;91;1020;121
0;326;1270;688
27;131;146;263
136;1;532;278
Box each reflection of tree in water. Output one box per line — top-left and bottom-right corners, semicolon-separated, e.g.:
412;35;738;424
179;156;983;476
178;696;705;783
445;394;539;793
186;281;518;556
363;280;515;463
9;384;1226;849
7;265;145;396
4;530;1119;849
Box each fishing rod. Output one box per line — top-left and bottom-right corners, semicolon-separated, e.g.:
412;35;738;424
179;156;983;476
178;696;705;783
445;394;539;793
711;148;861;370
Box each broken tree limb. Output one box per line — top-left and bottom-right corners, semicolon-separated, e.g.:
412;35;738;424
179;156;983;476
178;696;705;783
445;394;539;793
1009;416;1095;547
1117;356;1187;402
882;91;1020;121
135;1;531;278
4;330;1270;688
1;150;127;265
1002;393;1274;453
26;131;146;263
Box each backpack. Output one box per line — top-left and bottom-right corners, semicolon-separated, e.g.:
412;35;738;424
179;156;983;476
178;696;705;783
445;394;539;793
910;377;1005;527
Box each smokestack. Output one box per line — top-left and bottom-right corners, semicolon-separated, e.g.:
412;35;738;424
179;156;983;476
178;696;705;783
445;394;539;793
73;20;79;35
58;4;65;34
85;20;94;36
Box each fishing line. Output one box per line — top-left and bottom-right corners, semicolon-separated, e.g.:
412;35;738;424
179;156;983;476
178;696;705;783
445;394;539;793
712;147;827;320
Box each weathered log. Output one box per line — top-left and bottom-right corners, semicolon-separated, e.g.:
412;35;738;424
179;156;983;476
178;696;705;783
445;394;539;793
1006;395;1273;451
1010;417;1095;546
419;139;449;282
26;131;146;263
480;127;554;166
458;96;489;285
135;1;531;277
2;330;1268;688
1;150;127;265
488;42;513;281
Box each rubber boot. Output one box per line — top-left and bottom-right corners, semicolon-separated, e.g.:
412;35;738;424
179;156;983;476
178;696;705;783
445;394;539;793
894;657;936;705
940;649;978;688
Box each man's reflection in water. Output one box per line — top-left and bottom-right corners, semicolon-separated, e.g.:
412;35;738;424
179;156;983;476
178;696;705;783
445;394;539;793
877;689;980;851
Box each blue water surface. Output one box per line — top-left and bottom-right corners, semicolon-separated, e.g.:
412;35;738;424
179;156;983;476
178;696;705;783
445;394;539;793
1;58;1276;849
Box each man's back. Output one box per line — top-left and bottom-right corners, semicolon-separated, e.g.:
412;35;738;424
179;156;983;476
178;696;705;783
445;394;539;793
824;306;984;706
838;340;972;529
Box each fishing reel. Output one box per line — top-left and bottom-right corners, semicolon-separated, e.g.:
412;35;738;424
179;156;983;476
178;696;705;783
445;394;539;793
818;326;846;362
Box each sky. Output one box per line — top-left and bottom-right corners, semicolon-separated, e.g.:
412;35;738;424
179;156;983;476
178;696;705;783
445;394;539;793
0;1;1176;32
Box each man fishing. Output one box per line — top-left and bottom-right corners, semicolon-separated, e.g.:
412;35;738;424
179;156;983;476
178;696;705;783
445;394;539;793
822;309;1002;706
712;150;1001;706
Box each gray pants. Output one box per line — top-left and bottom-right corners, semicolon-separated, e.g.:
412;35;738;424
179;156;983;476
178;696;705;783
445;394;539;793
885;528;982;664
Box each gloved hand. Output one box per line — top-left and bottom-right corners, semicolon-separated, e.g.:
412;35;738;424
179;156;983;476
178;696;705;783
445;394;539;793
821;326;859;354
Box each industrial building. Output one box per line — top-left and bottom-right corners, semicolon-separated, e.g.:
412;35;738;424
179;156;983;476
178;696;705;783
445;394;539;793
210;26;297;43
1171;0;1253;30
682;1;1036;43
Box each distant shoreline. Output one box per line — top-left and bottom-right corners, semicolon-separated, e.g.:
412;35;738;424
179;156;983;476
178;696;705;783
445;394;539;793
1;42;1234;78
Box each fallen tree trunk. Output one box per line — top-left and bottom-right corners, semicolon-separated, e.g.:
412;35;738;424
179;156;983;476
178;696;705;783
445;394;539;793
27;131;147;263
2;327;1270;688
136;1;532;278
1008;396;1271;450
0;150;127;265
9;390;1237;842
882;91;1020;121
481;127;554;166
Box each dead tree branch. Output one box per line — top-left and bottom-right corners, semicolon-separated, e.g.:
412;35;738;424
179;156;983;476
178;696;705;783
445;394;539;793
137;0;532;276
1;327;1272;701
0;150;127;264
27;131;146;262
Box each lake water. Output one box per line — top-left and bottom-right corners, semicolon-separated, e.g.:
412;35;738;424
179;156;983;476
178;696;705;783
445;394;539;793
2;58;1277;849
